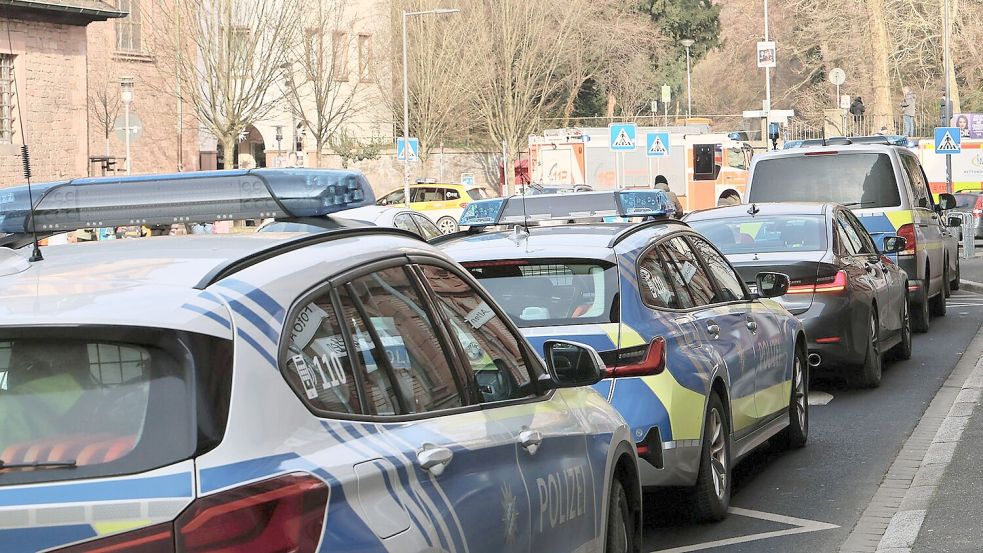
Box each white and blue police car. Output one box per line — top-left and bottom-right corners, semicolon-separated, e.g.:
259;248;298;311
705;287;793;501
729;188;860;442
0;169;648;553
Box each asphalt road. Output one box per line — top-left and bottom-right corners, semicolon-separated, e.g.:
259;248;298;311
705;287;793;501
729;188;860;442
640;291;983;553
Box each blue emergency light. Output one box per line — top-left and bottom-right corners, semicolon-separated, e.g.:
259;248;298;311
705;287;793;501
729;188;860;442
458;190;673;229
0;169;375;235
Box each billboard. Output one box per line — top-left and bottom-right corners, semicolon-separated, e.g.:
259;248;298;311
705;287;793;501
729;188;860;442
951;113;983;139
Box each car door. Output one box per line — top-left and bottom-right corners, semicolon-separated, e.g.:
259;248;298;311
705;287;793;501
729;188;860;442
283;263;531;553
686;234;788;427
836;209;894;336
414;261;601;553
661;236;759;435
844;209;904;338
901;154;945;292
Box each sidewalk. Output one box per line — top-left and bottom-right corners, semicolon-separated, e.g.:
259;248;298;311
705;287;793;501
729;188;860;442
838;318;983;552
955;243;983;294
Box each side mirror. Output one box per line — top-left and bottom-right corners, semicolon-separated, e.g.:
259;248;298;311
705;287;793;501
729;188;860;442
882;235;907;253
947;215;964;228
937;193;957;211
542;340;605;387
755;272;790;298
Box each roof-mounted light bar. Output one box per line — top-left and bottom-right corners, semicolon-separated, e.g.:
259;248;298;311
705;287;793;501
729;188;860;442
0;168;375;236
458;190;674;229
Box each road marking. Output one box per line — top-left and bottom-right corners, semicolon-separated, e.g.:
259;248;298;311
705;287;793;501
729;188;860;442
650;507;839;552
809;391;834;406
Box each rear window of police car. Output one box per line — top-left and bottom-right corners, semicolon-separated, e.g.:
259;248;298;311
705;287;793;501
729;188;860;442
0;328;231;485
749;153;901;208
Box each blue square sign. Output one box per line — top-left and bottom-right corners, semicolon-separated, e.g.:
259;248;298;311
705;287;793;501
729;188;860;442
609;123;637;152
934;127;961;154
646;133;670;157
396;137;420;161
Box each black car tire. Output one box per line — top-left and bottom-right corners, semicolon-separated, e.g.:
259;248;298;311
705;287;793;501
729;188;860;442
911;280;930;333
775;347;808;449
692;392;730;522
856;311;883;388
605;479;634;553
952;258;961;291
888;291;913;361
943;262;952;298
930;280;947;317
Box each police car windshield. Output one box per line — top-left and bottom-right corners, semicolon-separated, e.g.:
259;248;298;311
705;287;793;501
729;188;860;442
462;259;619;328
688;215;828;254
0;329;232;486
749;153;901;208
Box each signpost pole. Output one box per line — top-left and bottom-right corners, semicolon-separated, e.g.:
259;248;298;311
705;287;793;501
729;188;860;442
944;0;953;194
763;0;771;111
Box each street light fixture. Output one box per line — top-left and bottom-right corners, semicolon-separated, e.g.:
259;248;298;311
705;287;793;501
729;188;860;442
401;7;460;207
120;76;135;175
679;39;695;119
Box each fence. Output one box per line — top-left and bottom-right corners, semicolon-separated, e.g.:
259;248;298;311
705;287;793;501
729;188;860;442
784;113;940;141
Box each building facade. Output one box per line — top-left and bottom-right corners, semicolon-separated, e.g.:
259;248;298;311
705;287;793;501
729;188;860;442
0;1;124;187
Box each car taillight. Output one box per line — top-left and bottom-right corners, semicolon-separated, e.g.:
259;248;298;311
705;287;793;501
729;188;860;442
786;270;848;294
55;473;329;553
897;223;916;255
605;337;666;378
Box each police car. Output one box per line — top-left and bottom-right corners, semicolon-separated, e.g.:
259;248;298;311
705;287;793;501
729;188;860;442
437;191;809;521
0;170;646;553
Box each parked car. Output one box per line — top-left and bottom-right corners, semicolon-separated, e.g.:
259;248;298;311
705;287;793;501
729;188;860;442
437;191;808;522
376;181;496;234
0;169;645;553
747;137;960;332
686;202;911;388
259;205;443;240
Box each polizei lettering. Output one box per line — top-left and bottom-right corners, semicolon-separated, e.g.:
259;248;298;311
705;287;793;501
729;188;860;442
536;464;587;533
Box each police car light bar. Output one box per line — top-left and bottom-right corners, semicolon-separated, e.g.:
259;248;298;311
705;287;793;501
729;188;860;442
0;169;375;235
458;190;673;228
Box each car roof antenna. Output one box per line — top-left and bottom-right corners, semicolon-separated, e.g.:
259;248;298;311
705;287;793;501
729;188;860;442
747;203;760;216
5;14;41;262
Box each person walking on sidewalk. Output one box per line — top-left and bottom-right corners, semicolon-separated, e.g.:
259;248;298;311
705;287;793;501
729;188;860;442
901;86;916;137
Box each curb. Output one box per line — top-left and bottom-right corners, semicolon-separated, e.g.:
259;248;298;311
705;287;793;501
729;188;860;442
956;278;983;295
838;322;983;553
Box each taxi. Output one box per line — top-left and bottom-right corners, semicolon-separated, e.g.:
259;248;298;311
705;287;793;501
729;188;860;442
436;191;809;521
0;170;645;553
375;181;496;234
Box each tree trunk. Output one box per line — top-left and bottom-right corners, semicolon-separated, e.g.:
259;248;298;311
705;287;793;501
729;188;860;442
563;75;587;125
605;92;617;118
223;140;236;170
867;0;893;132
943;0;961;114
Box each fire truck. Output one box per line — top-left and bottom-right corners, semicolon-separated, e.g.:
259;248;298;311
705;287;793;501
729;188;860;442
528;126;753;211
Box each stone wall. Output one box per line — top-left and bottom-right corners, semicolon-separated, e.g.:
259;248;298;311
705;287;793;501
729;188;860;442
0;19;88;187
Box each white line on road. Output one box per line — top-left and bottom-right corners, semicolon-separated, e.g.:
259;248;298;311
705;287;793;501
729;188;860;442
809;391;834;406
650;507;839;553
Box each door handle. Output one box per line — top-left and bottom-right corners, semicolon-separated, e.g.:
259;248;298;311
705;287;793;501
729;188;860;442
417;443;454;476
519;429;543;455
746;319;758;333
706;322;720;336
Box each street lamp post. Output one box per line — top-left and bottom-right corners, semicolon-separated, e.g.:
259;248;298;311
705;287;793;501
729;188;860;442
401;8;460;207
680;39;695;119
120;77;134;175
275;125;284;168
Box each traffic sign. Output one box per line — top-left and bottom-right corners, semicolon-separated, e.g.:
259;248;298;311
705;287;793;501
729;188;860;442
935;127;961;154
461;172;475;186
646;132;670;157
396;137;420;161
609;123;637;152
828;68;846;86
114;112;143;143
661;85;671;103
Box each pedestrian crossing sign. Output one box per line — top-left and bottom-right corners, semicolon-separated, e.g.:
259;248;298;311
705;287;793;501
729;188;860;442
934;127;961;155
646;132;670;157
609;123;637;152
396;137;420;161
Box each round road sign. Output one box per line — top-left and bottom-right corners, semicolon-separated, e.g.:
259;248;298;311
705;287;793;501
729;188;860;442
829;68;846;86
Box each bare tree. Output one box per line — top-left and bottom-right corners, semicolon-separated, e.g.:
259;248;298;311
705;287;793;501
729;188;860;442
282;0;369;167
89;58;121;157
151;0;300;167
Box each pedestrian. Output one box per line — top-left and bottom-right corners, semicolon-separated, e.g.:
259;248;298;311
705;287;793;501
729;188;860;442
900;86;916;137
850;96;866;130
653;175;684;218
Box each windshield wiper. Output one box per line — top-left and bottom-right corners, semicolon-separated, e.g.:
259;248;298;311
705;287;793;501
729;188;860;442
0;459;77;470
842;201;876;207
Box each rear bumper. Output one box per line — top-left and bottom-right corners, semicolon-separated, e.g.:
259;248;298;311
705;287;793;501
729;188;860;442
639;441;701;488
798;297;866;367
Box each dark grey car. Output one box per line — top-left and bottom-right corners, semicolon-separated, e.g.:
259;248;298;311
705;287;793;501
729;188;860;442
686;202;910;388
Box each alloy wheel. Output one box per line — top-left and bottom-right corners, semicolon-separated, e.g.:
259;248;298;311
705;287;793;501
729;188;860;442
709;409;727;499
793;356;807;430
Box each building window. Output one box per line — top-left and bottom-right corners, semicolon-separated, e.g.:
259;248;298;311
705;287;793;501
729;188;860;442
0;55;14;144
332;31;348;81
357;34;372;82
116;0;142;53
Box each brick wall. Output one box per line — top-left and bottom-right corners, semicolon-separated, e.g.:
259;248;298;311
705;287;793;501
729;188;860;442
86;14;200;177
0;19;88;187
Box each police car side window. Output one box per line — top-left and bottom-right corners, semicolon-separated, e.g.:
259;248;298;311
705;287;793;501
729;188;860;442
638;246;689;309
418;265;534;403
347;267;464;414
686;236;746;302
902;155;931;209
284;296;362;415
662;237;716;306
